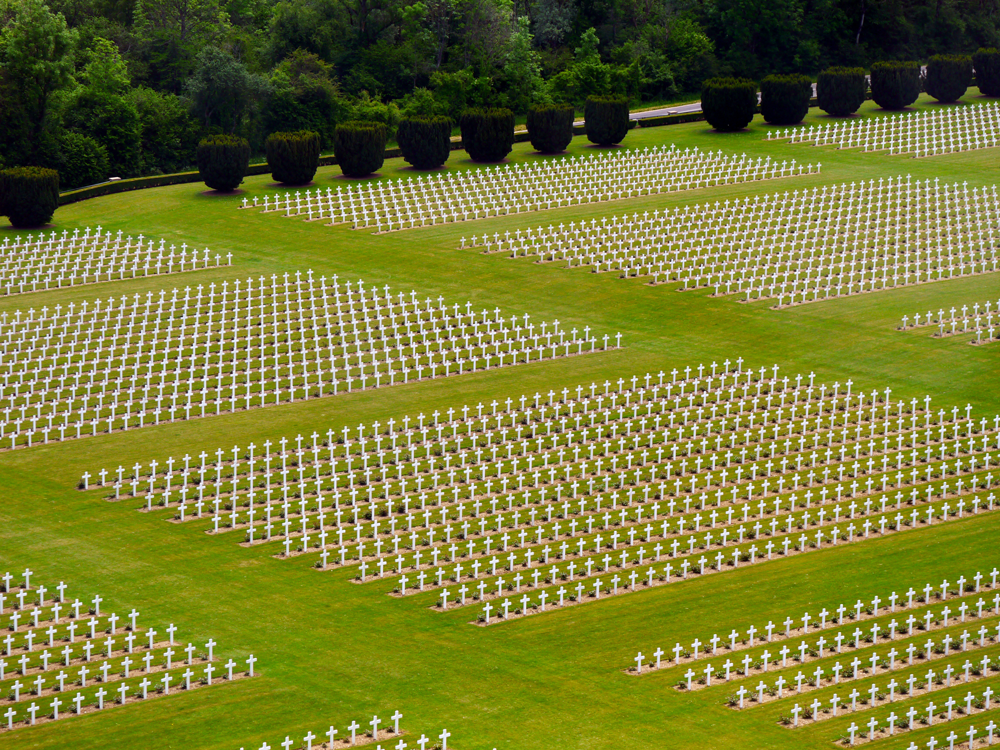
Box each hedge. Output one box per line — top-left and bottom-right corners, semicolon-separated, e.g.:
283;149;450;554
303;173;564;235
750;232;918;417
266;130;321;185
460;108;515;163
0;167;60;228
397;116;452;169
870;61;922;109
760;74;813;125
334;121;388;177
973;48;1000;97
924;55;972;103
584;97;630;146
197;135;250;191
816;67;867;116
701;78;757;132
526;104;574;153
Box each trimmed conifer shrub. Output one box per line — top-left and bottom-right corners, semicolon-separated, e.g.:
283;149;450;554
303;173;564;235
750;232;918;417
870;61;921;109
925;55;972;103
266;130;321;184
584;97;629;146
0;167;60;228
334;121;388;177
701;78;757;132
816;67;867;116
526;104;574;153
196;135;250;191
760;74;813;125
459;108;515;163
396;116;452;169
973;48;1000;97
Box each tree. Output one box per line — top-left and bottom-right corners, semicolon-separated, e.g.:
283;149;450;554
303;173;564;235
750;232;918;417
0;0;77;164
80;37;130;95
532;0;575;47
501;16;545;113
185;46;270;132
264;49;347;146
133;0;231;92
127;86;201;173
456;0;514;74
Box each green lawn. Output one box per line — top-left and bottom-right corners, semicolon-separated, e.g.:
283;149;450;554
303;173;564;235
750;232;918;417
1;89;999;750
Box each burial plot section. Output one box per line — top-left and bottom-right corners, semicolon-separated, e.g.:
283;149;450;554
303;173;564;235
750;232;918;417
95;361;999;626
238;146;820;233
0;271;615;450
0;227;227;297
899;299;1000;346
469;178;1000;309
0;569;256;734
769;102;1000;158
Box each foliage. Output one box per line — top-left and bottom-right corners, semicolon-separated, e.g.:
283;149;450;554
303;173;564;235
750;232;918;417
584;96;629;145
196;133;250;190
396;116;452;169
127;86;201;174
346;91;401;137
973;48;1000;98
266;130;321;184
57;131;109;189
264;50;347;147
500;16;545;114
63;89;143;177
428;70;495;122
870;61;921;110
185;46;270;133
0;0;77;164
526;103;573;153
701;77;756;132
759;73;812;125
816;67;866;117
0;166;60;227
333;120;387;177
924;54;971;103
459;107;514;162
133;0;231;93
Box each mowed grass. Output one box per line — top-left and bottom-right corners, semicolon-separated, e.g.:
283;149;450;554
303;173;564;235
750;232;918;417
0;89;998;750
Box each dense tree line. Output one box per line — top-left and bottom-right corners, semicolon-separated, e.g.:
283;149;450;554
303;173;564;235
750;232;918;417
1;0;998;187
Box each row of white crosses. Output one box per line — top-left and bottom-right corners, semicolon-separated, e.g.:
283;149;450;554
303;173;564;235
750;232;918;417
239;717;450;750
661;581;1000;696
788;663;1000;733
631;568;1000;675
0;570;256;734
767;102;1000;158
92;361;1000;627
0;269;614;451
885;723;1000;750
238;145;820;232
465;176;1000;309
900;298;1000;347
0;226;228;298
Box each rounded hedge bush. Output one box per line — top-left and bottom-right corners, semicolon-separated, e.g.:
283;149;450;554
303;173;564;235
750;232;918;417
334;121;388;177
584;97;630;146
59;132;109;190
760;74;813;125
197;135;250;191
701;78;757;132
870;61;922;109
0;167;60;228
266;130;321;185
460;108;515;163
973;48;1000;97
925;54;972;103
396;116;452;169
816;67;867;116
526;104;574;153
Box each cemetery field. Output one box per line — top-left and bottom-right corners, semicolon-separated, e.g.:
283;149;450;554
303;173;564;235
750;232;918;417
1;91;999;750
